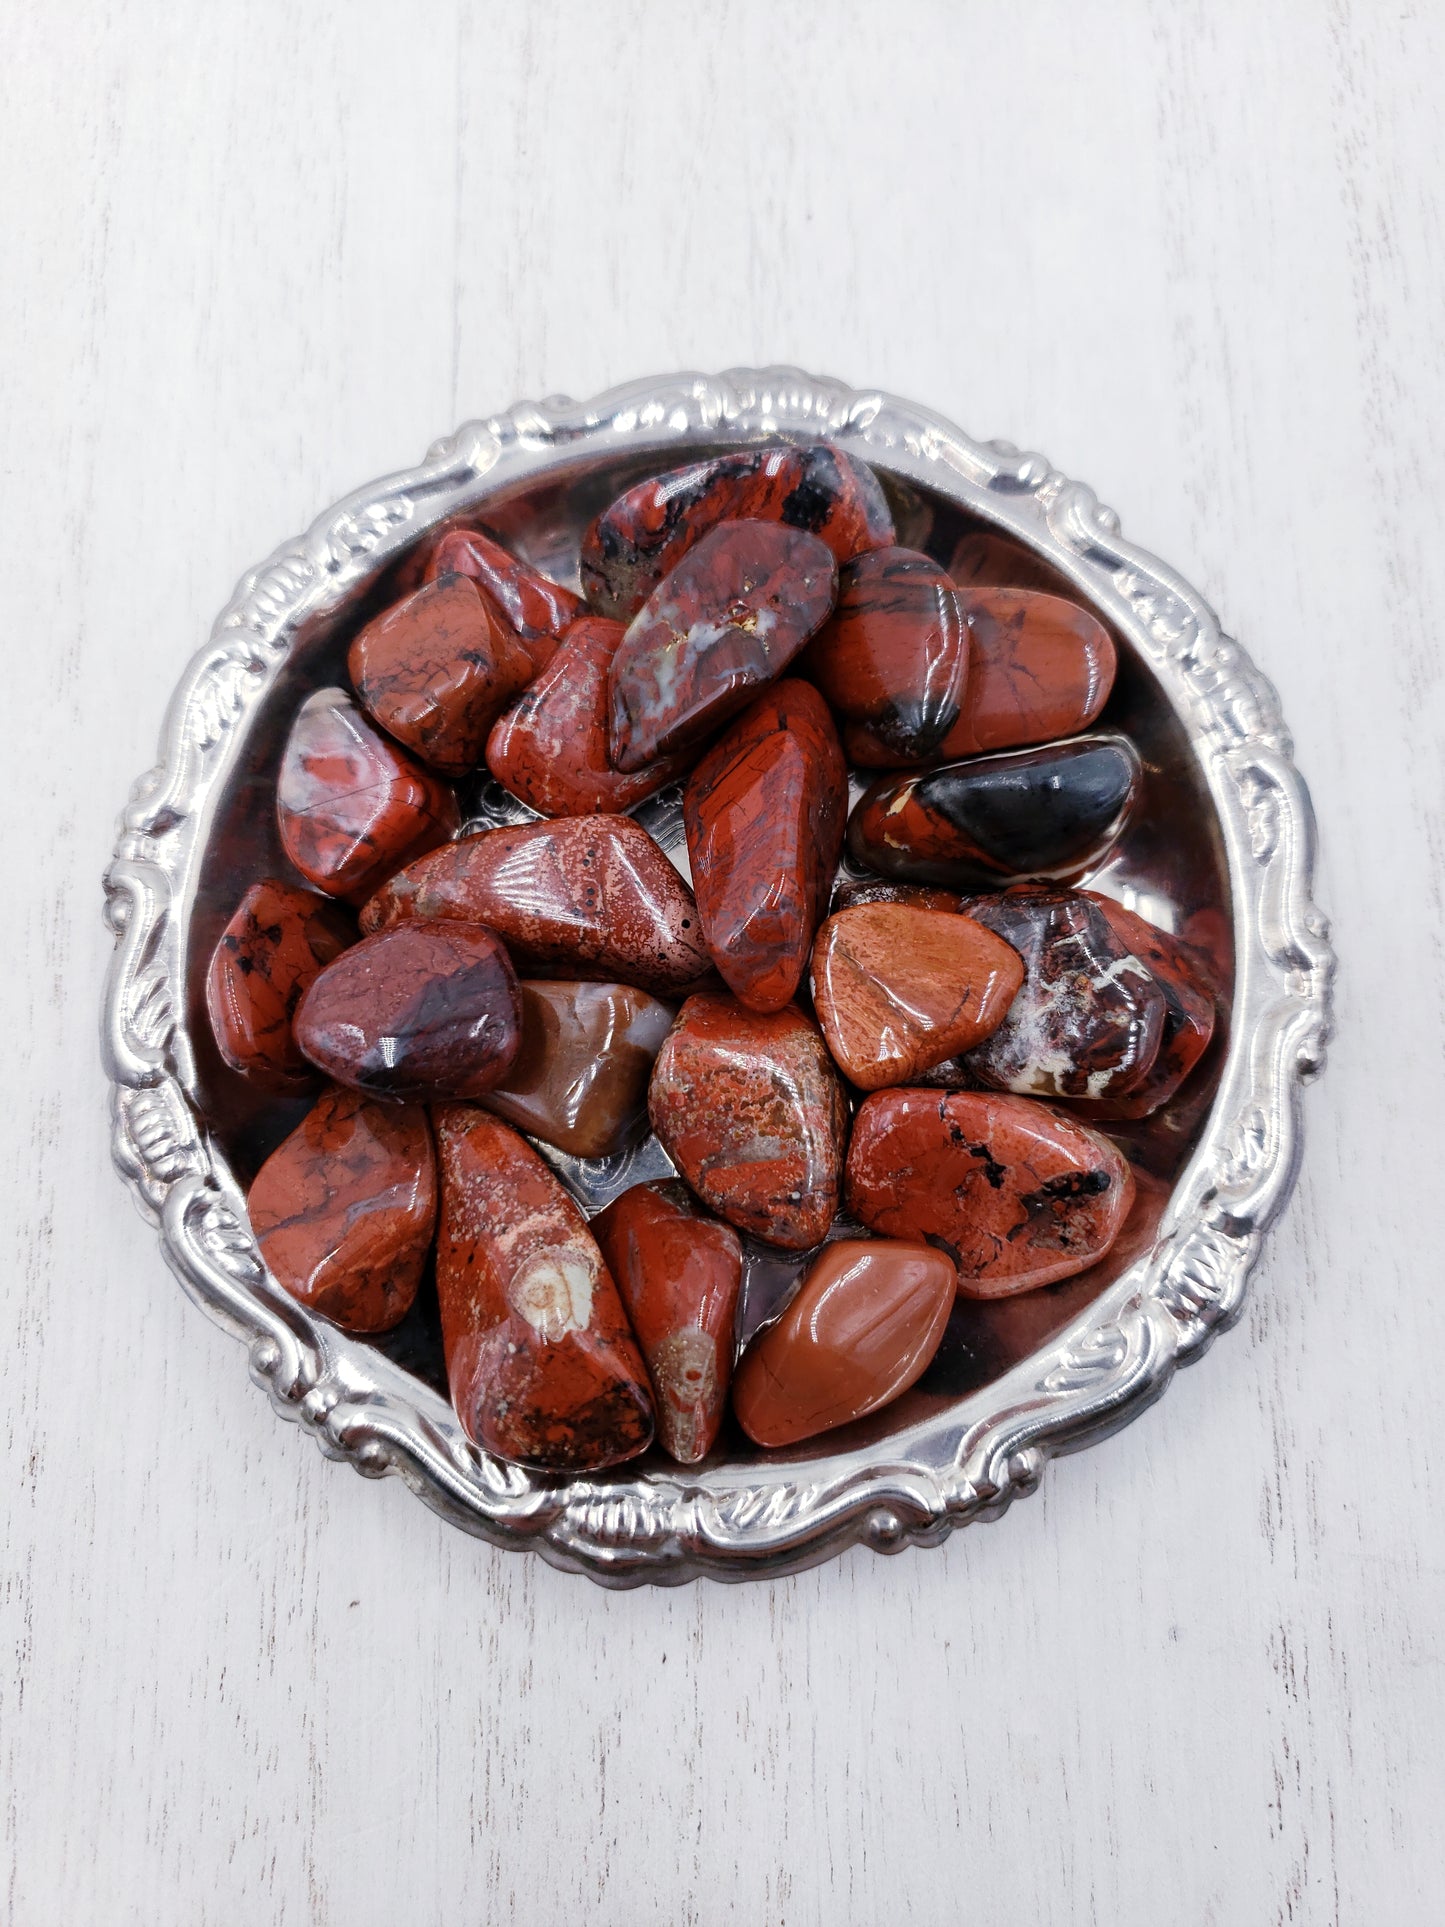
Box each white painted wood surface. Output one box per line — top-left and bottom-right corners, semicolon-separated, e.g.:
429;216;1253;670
3;2;1442;1920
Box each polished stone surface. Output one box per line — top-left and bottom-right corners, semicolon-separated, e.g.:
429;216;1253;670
481;980;675;1158
276;687;459;903
580;442;894;620
947;527;1079;596
648;993;847;1250
592;1180;742;1464
1071;894;1218;1119
294;921;522;1101
731;1237;955;1447
434;1106;654;1470
809;903;1024;1089
942;588;1117;759
359;814;713;997
684;679;847;1011
607;520;838;771
206;878;354;1086
846;1088;1136;1295
423;525;581;671
248;1086;435;1333
828;878;965;915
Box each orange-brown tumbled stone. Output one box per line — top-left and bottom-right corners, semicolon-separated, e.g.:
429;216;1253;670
205;879;355;1087
732;1238;954;1447
592;1181;743;1464
423;527;581;672
434;1107;654;1470
809;903;1024;1090
845;1088;1135;1296
248;1086;435;1333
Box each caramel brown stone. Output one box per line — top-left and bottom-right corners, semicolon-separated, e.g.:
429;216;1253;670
434;1107;654;1470
423;526;581;671
206;879;354;1087
248;1086;435;1333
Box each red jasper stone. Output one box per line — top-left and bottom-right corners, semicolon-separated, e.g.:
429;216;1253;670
348;574;534;775
809;904;1024;1090
948;528;1076;597
1069;895;1218;1120
804;546;969;761
845;1088;1136;1296
829;878;965;915
607;521;839;772
592;1180;743;1464
732;1238;955;1447
294;921;522;1101
359;815;713;998
248;1086;435;1333
961;886;1167;1103
434;1106;654;1470
206;879;354;1086
648;993;847;1250
485;614;690;815
423;527;581;672
276;687;459;904
683;680;847;1013
580;442;894;621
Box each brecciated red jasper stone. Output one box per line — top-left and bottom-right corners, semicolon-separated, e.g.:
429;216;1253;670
485;615;690;815
359;815;712;997
1070;895;1217;1119
961;887;1167;1103
248;1086;435;1333
277;688;459;903
846;1088;1136;1296
683;680;847;1012
205;879;354;1085
482;980;675;1158
434;1107;654;1470
423;527;581;672
809;904;1024;1090
592;1180;743;1464
580;442;894;621
348;574;534;775
804;546;968;761
607;521;839;772
732;1239;954;1447
294;921;522;1101
649;993;847;1250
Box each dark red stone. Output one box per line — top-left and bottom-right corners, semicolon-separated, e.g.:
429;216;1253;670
648;993;847;1250
360;815;713;997
348;574;534;775
276;687;459;904
580;442;894;621
829;878;965;915
248;1087;435;1333
423;527;581;671
1069;895;1218;1120
434;1106;654;1471
294;921;522;1101
846;1087;1136;1296
683;679;847;1012
485;614;690;815
948;528;1076;597
607;521;838;772
206;879;354;1087
592;1181;743;1464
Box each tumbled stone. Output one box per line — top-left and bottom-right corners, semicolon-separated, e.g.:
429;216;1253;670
485;614;689;815
846;1088;1136;1295
948;527;1075;596
732;1238;955;1446
804;546;968;760
423;526;581;671
592;1180;742;1464
481;980;675;1158
360;815;713;997
847;735;1141;891
607;521;838;771
809;903;1024;1090
961;886;1167;1102
277;687;459;903
434;1106;654;1470
683;680;847;1012
348;574;534;775
581;442;894;621
295;921;522;1101
829;878;965;915
1070;895;1218;1119
649;993;846;1250
248;1086;435;1333
205;879;354;1086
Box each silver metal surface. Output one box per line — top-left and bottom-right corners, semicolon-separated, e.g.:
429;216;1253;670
101;367;1334;1586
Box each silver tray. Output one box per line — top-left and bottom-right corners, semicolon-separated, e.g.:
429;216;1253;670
101;367;1335;1586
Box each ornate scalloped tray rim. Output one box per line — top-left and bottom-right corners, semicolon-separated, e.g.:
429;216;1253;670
101;367;1334;1587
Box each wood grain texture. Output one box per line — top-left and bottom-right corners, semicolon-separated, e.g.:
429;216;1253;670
2;1;1443;1920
